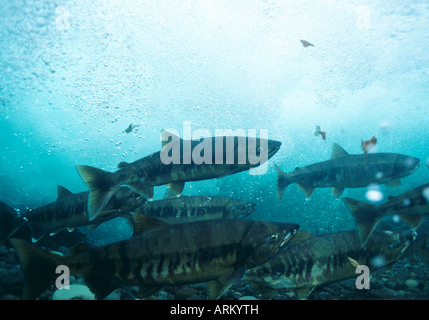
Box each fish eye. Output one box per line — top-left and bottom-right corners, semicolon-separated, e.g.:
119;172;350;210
257;146;264;154
271;234;279;241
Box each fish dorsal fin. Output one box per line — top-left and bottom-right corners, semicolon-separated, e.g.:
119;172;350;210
331;143;349;159
161;129;182;148
57;185;73;200
117;161;130;169
131;213;170;236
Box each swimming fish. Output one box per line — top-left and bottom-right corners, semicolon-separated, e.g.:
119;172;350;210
275;143;420;201
134;195;256;224
77;130;281;220
244;229;417;299
301;40;314;47
0;186;146;243
314;125;326;140
343;182;429;247
361;136;377;155
11;217;299;300
124;124;139;134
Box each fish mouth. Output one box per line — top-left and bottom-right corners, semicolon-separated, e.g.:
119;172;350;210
280;228;298;247
268;143;281;158
247;203;257;213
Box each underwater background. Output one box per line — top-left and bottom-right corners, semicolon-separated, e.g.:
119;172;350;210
0;0;428;300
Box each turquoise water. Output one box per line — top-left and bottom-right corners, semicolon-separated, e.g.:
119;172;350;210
1;1;428;241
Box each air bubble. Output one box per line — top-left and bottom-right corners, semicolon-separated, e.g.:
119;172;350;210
365;184;383;203
402;198;411;207
370;255;387;268
379;120;390;130
423;187;429;202
375;172;384;180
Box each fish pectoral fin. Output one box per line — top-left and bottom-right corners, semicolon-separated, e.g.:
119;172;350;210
136;285;163;299
127;183;153;200
82;271;121;300
164;182;185;199
131;213;170;236
294;287;315;299
385;178;401;188
332;187;345;198
331;143;349;159
348;256;360;268
247;282;278;300
30;226;46;243
398;214;424;230
297;183;316;199
207;266;245;300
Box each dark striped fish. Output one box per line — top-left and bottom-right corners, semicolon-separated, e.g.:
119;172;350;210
244;230;418;299
0;186;146;243
275;143;420;201
76;130;281;221
343;182;429;247
11;216;299;300
134;196;256;223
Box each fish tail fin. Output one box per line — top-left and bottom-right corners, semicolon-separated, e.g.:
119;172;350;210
342;197;378;247
76;165;118;221
10;238;63;300
0;201;22;243
274;164;290;202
